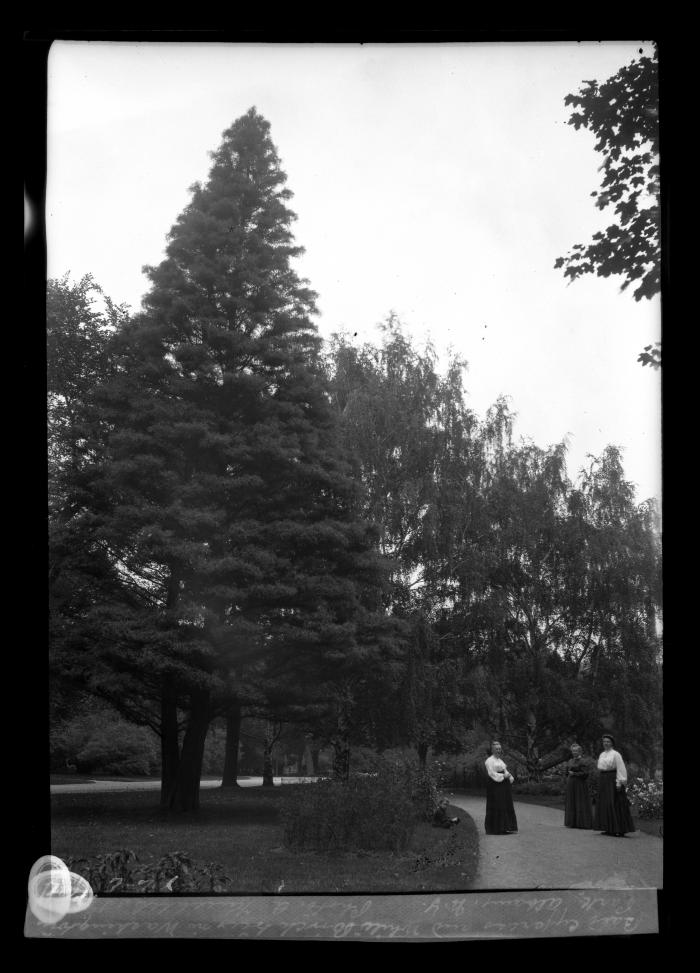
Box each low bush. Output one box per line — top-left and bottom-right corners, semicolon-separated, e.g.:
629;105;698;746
51;711;159;776
281;771;417;852
347;749;440;822
407;766;440;822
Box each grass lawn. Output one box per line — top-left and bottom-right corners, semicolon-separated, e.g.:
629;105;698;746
50;774;235;785
51;785;479;893
50;774;156;785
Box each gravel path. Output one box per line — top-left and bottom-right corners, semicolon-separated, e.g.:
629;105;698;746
450;795;662;890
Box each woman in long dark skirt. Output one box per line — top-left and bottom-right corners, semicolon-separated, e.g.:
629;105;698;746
564;743;593;829
484;741;518;835
593;734;635;836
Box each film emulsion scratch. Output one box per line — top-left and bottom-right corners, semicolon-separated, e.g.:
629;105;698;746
25;889;659;940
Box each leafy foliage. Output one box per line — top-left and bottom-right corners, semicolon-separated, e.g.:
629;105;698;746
446;438;661;773
66;850;232;893
627;776;663;819
326;321;481;761
281;773;416;852
637;343;662;369
51;710;159;776
47;273;129;506
326;324;661;772
347;748;441;821
554;49;660;367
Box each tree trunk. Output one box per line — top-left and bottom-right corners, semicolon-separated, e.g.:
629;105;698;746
417;741;429;770
159;686;180;808
536;743;571;773
332;691;352;781
262;720;277;787
332;737;350;781
310;746;321;776
220;700;242;788
168;691;210;812
296;745;305;776
498;689;507;737
262;742;275;787
161;568;183;807
525;710;540;781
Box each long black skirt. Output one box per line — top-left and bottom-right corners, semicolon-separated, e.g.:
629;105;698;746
485;778;518;834
593;770;635;835
564;775;593;829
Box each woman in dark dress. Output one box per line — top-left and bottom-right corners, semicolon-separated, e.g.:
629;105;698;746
484;741;518;835
593;734;635;836
564;743;593;829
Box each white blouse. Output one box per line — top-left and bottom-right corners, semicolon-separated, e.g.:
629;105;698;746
485;755;513;783
597;749;627;785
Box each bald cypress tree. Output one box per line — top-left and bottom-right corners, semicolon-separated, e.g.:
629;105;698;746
65;109;383;810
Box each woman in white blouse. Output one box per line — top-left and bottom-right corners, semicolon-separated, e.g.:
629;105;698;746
484;741;518;835
592;734;636;836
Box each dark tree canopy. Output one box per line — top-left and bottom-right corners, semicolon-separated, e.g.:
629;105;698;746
554;49;661;368
50;109;385;808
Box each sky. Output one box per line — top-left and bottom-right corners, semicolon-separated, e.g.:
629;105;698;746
45;40;661;506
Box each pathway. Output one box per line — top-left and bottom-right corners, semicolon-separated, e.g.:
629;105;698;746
450;795;662;890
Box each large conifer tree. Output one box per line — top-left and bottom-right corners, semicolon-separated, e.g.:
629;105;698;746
63;109;383;810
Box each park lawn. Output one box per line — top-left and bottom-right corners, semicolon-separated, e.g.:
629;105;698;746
51;786;479;893
50;775;246;785
50;774;157;785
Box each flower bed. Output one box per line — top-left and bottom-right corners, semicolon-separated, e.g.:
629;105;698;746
626;777;663;821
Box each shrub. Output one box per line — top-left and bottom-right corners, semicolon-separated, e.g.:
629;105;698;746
627;777;663;820
281;771;417;852
348;748;441;821
65;850;232;893
51;711;159;776
407;766;440;822
431;752;476;789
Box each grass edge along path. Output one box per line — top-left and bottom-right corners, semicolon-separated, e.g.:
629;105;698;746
51;786;479;894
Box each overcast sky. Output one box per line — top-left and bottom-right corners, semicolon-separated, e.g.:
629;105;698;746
46;40;661;505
